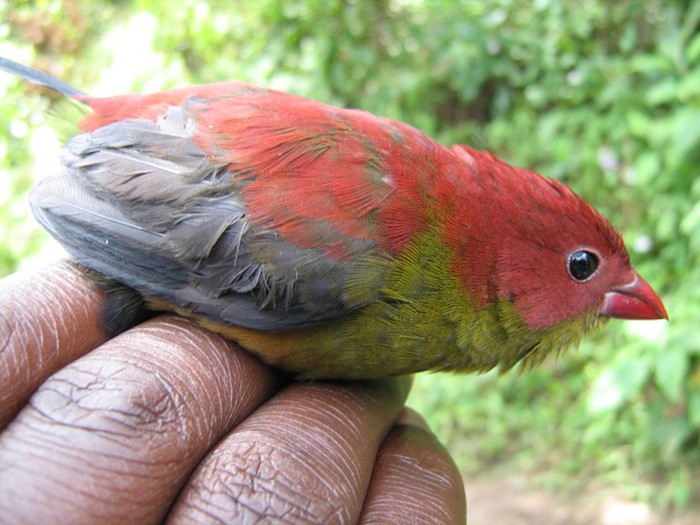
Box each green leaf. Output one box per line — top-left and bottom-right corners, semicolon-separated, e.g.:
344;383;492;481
653;349;689;404
688;390;700;427
626;110;652;138
629;54;668;74
679;68;700;100
632;151;661;186
673;111;700;160
645;78;679;106
685;31;700;64
681;202;700;236
588;357;651;413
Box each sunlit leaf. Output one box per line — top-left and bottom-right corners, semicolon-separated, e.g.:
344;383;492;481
654;349;689;404
588;358;651;413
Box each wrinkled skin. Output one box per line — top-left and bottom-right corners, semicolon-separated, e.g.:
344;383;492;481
0;261;466;524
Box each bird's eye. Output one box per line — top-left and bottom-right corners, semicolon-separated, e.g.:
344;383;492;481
568;250;599;282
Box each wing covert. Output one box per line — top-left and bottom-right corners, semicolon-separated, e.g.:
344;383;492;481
30;102;394;330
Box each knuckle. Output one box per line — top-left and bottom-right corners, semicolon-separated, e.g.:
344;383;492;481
175;435;352;525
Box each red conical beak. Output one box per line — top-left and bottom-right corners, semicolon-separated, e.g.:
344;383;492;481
600;271;668;320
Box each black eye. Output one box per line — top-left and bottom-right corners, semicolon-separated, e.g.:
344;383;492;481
568;250;599;282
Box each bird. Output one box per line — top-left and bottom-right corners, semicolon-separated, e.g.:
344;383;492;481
0;57;667;379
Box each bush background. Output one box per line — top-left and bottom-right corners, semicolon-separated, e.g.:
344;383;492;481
1;0;698;512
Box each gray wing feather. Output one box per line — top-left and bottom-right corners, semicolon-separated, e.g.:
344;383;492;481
30;106;378;329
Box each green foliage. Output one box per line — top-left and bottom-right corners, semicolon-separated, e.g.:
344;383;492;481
1;0;698;509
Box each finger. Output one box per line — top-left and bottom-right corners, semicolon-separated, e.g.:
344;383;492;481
167;376;412;524
395;405;429;427
359;407;467;524
0;315;281;525
0;259;107;428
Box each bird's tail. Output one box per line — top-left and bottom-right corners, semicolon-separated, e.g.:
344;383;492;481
0;57;85;98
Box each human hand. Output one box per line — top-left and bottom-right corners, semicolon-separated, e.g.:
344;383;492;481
0;260;466;524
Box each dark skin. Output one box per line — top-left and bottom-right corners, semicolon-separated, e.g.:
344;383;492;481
0;260;466;524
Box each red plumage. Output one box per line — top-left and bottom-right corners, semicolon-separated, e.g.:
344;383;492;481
79;82;438;257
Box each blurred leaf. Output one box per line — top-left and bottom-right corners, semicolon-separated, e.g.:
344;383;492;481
588;357;652;413
645;78;679;106
654;349;689;404
681;201;700;236
689;390;700;428
687;33;700;63
679;68;700;100
673;111;700;160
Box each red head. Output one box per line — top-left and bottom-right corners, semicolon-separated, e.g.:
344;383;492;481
439;146;667;331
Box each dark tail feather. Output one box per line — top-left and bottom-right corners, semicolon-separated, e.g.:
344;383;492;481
0;57;86;98
84;269;156;337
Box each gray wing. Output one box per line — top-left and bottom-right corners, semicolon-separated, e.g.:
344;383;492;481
30;107;389;329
